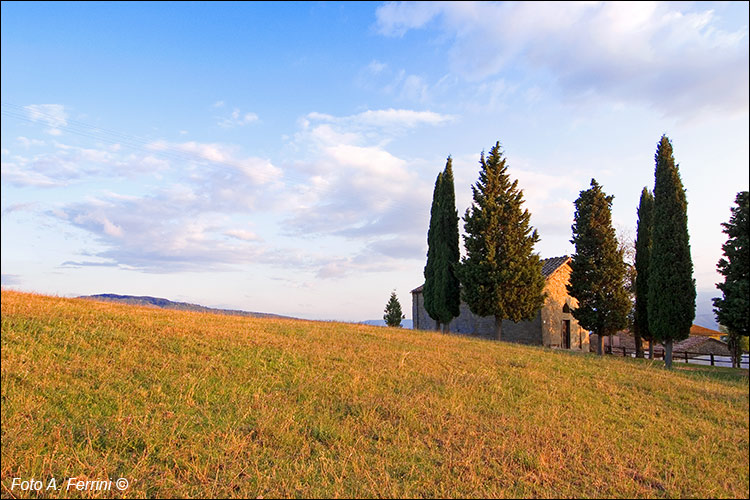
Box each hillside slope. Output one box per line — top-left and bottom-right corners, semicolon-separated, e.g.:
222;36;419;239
2;290;748;498
78;293;294;320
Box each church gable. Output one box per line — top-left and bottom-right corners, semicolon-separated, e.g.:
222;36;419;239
539;259;586;349
412;256;587;350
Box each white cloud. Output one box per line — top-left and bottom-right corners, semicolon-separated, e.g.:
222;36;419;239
72;212;124;238
1;202;37;217
57;195;257;272
24;104;68;135
357;58;453;104
149;140;230;163
17;136;45;148
147;140;282;190
375;1;749;116
315;253;408;280
53;189;377;276
1;157;78;187
325;143;409;185
2;162;59;188
399;74;430;102
54;142;113;163
283;109;440;244
366;234;426;260
303;108;455;140
0;142;176;187
375;1;445;36
217;108;259;128
224;229;261;242
6;106;443;278
354;108;453;128
366;60;387;75
41;138;286;272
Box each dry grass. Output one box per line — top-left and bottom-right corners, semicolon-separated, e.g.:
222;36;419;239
1;290;748;498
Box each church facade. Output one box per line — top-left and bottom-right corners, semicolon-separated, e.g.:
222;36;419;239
411;256;588;350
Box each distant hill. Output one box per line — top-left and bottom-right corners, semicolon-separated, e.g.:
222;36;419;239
79;293;294;320
361;319;413;329
695;290;720;330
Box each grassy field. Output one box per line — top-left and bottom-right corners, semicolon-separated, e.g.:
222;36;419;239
1;290;748;498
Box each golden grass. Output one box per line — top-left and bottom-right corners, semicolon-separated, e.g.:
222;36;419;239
1;290;748;498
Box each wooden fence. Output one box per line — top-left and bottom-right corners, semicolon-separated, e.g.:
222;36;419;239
603;345;749;368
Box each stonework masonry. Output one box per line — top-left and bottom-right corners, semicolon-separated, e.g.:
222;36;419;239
412;257;588;351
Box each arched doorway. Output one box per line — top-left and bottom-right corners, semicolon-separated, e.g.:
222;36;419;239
561;303;572;349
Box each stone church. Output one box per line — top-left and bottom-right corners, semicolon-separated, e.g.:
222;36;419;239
411;256;588;351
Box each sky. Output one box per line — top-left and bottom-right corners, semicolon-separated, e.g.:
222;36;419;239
1;1;748;326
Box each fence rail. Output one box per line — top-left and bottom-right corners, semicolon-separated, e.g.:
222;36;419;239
602;345;749;368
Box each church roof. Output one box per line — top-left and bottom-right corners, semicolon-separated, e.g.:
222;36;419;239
411;255;571;294
689;324;722;337
540;255;571;278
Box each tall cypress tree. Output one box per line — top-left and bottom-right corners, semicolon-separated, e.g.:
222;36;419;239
423;171;443;330
568;179;630;355
713;191;749;368
458;142;545;341
633;187;654;359
432;157;461;331
648;135;695;369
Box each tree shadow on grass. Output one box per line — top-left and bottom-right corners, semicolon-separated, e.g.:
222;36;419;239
580;351;749;385
672;364;749;384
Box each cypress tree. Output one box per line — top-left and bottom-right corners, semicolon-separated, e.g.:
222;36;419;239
713;191;749;368
383;290;406;328
434;157;461;331
568;179;630;355
423;171;443;331
648;135;695;369
423;157;461;332
458;142;545;341
634;187;654;359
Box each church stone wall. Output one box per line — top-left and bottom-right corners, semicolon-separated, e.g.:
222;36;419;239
412;262;588;351
539;263;588;351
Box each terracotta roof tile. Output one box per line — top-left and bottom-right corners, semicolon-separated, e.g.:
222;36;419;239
689;324;722;337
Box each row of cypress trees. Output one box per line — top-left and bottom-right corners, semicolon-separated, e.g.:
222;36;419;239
561;135;696;368
629;135;696;368
423;136;724;370
551;135;745;369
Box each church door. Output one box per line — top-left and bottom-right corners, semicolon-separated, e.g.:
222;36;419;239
562;320;571;349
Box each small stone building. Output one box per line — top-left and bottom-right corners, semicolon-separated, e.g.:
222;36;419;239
591;325;729;356
412;256;588;351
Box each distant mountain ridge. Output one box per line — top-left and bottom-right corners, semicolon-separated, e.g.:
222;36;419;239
79;294;294;320
361;319;413;329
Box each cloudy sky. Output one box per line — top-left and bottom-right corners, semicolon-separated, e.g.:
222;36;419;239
2;2;748;325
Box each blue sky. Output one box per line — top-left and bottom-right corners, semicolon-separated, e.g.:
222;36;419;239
2;1;748;325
